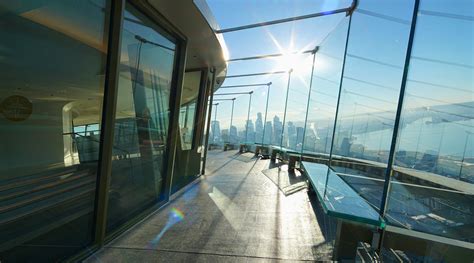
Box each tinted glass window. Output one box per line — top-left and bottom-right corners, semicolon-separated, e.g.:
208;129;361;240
0;0;110;261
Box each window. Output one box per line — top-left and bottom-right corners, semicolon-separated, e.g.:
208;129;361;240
179;71;202;150
106;3;177;233
0;0;110;261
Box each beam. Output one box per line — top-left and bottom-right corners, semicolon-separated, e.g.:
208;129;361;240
226;71;286;78
220;82;271;88
227;50;313;62
215;1;356;34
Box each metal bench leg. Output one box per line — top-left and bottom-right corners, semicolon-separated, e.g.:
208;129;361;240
289;156;296;171
271;151;277;162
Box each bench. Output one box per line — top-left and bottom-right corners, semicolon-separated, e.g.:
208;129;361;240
223;143;236;151
300;161;385;260
239;143;251;153
270;146;300;170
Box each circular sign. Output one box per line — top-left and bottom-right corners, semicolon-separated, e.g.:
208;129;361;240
0;95;33;122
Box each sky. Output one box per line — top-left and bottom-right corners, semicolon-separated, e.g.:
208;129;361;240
204;0;473;157
206;0;352;130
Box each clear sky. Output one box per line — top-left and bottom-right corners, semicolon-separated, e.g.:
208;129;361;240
205;0;473;158
206;0;352;130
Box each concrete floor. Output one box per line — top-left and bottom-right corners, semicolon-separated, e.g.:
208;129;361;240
86;150;336;262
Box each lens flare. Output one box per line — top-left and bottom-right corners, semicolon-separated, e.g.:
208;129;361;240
147;207;185;249
171;207;184;221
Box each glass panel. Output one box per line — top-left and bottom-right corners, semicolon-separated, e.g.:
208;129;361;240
0;0;109;261
302;162;384;227
281;53;314;151
106;3;176;233
246;86;268;145
330;0;415;211
179;71;201;150
302;17;349;164
386;0;474;241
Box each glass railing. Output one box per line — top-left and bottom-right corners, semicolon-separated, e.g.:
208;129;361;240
210;0;473;260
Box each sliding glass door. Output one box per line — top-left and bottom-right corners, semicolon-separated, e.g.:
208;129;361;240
105;3;178;233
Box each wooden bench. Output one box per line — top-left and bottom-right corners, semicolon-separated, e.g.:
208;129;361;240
300;161;385;260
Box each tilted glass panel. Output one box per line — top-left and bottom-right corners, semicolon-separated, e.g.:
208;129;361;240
246;86;268;145
330;0;415;211
106;3;176;233
264;74;291;146
179;71;201;150
211;98;232;147
303;17;349;164
386;0;474;242
281;53;314;151
0;0;109;261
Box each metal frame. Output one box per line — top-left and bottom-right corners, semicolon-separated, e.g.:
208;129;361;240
379;0;420;217
300;47;319;154
94;0;125;247
279;69;293;148
328;14;353;165
245;92;254;142
73;0;190;260
192;68;210;151
201;68;217;175
215;0;356;34
179;68;208;151
226;71;286;78
261;82;272;145
227;50;313;62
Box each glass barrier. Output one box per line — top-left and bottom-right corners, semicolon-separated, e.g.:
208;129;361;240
264;74;292;146
302;17;350;164
281;53;314;151
330;0;415;211
211;98;233;148
385;0;474;242
246;85;269;145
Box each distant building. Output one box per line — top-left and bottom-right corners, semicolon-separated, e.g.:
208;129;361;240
211;120;221;144
273;115;282;145
263;121;273;145
287;121;296;149
255;112;263;143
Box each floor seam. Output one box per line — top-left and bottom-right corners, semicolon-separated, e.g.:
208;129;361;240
105;245;322;262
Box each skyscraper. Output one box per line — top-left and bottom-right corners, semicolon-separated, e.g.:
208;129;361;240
264;121;273;145
273;115;282;145
255;112;263;143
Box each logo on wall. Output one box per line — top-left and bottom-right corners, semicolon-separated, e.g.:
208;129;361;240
0;95;33;122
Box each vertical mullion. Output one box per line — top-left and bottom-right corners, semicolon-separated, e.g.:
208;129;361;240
300;48;318;156
328;14;353;165
201;68;216;175
94;0;125;246
379;0;420;217
165;38;188;199
280;70;293;148
194;70;209;149
261;83;271;145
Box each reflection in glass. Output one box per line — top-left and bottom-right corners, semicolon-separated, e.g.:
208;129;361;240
106;4;176;233
281;54;314;151
303;17;349;164
330;0;415;210
0;0;109;261
179;71;201;150
386;0;474;241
